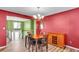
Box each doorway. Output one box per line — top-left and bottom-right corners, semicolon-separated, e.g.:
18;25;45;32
6;16;35;45
12;22;22;40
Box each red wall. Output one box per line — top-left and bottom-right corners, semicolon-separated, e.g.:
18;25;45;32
42;8;79;48
0;10;33;47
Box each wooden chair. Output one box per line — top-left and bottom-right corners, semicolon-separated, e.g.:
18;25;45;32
25;35;28;48
25;36;36;52
28;37;36;52
37;36;48;52
25;33;36;52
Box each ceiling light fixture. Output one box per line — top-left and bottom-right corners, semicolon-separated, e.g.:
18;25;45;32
33;7;44;30
33;7;44;20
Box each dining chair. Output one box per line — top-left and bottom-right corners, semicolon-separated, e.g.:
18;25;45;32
37;37;48;52
25;32;36;52
28;37;36;52
25;32;32;48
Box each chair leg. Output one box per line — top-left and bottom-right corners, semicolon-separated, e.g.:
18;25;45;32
32;45;34;52
36;41;38;52
25;36;28;48
25;39;27;48
28;43;31;52
38;44;40;49
46;44;48;52
40;45;43;52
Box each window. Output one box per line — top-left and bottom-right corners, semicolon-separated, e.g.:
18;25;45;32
13;22;21;29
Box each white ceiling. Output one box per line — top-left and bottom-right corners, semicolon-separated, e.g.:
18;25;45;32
0;7;76;16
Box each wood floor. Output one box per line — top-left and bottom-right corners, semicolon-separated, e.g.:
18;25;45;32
0;39;77;52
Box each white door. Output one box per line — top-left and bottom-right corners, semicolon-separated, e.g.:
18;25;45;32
12;30;22;40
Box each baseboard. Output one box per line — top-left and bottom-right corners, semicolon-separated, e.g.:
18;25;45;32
66;45;79;51
0;46;6;51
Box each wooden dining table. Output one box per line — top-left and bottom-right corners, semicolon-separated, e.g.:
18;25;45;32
32;34;43;52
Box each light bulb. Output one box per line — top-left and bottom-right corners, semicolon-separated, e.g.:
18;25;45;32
33;15;37;19
37;14;40;17
41;16;44;19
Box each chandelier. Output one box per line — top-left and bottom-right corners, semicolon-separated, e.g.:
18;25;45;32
33;7;44;29
33;7;44;20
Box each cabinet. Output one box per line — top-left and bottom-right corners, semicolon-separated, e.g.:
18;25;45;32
47;33;65;48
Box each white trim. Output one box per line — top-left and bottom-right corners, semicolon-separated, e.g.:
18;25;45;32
34;20;36;35
66;45;79;51
0;46;6;50
7;16;30;21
